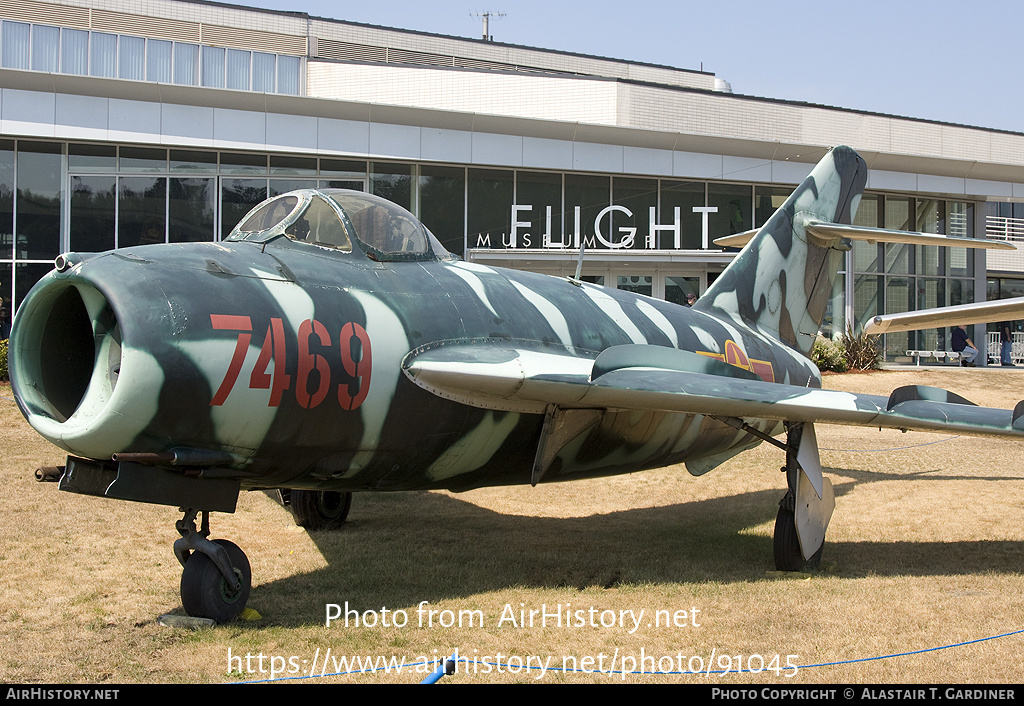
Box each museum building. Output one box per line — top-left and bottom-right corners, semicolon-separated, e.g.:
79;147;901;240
1;0;1023;361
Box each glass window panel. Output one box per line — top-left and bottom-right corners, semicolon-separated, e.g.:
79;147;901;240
89;32;116;77
269;179;313;198
147;39;172;82
15;263;52;312
853;274;882;331
118;177;166;247
996;278;1023;299
582;275;604;286
252;52;275;92
949;201;973;276
226;48;250;90
118;35;144;80
659;180;704;249
0;140;14;260
169;178;215;243
201;45;224;88
270;155;316;175
915;199;944;276
70;176;115;252
60;28;88;75
370;163;412;210
221;178;267;239
119;146;166;172
173;42;198;86
565;174;610;248
916;277;945;352
754;185;792;227
319;179;363;191
220;152;267;175
886;242;911;275
707;183;751;244
0;263;11;337
665;276;700;306
2;21;30;70
69;143;116;172
169;149;217;173
31;25;59;72
467;168;513;250
514;171;562;248
884;277;913;357
320;159;366;178
853;193;881;273
277;54;300;95
617;275;652;296
613;177;656;250
419;165;465;255
884;196;912;275
16;142;62;260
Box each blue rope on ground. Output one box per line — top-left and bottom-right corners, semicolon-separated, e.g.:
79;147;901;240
234;626;1024;682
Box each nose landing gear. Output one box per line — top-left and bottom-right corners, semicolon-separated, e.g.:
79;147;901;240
174;509;251;623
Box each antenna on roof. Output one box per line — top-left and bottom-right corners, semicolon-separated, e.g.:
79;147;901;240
470;10;505;41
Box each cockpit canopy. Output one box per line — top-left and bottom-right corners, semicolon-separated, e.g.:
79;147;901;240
226;189;452;262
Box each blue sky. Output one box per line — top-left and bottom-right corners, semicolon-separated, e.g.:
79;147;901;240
244;0;1022;134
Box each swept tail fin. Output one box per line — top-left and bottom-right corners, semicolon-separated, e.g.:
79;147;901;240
694;145;867;355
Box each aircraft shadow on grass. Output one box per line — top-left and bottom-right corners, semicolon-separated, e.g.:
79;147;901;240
246;464;1024;626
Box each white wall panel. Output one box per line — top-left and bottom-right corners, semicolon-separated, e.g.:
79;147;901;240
266;112;318;152
471;132;522;166
317;117;369;155
54;94;107;140
421;127;471;163
162;103;214;145
212;107;265;149
368;122;420;159
1;89;55;137
522;136;572;170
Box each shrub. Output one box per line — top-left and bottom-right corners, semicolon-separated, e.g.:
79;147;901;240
811;335;847;372
0;337;7;381
842;325;882;371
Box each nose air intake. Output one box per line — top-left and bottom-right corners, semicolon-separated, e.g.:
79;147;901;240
11;278;122;429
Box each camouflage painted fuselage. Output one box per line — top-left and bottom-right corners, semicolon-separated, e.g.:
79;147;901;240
11;147;866;496
12;240;821;492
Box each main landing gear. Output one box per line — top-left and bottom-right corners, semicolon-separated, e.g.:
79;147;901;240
277;489;353;530
773;422;834;572
717;418;835;571
174;509;251;622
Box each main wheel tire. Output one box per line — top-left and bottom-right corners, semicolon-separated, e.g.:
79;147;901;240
180;539;251;622
290;490;352;530
773;506;823;572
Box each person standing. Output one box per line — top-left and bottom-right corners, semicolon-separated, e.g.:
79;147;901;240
1001;322;1016;367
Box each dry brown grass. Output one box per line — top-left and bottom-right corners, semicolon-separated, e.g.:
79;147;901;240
2;368;1023;684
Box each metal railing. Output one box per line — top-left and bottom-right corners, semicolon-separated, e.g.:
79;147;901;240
986;216;1024;241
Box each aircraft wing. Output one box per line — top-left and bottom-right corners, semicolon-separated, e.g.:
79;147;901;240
864;296;1024;335
403;342;1024;438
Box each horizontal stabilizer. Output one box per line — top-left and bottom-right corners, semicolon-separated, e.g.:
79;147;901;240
714;222;1013;251
865;296;1024;335
887;385;976;409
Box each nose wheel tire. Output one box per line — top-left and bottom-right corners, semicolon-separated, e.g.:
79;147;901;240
290;490;352;530
180;539;251;622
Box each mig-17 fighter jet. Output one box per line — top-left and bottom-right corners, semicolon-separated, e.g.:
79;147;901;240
9;146;1020;621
